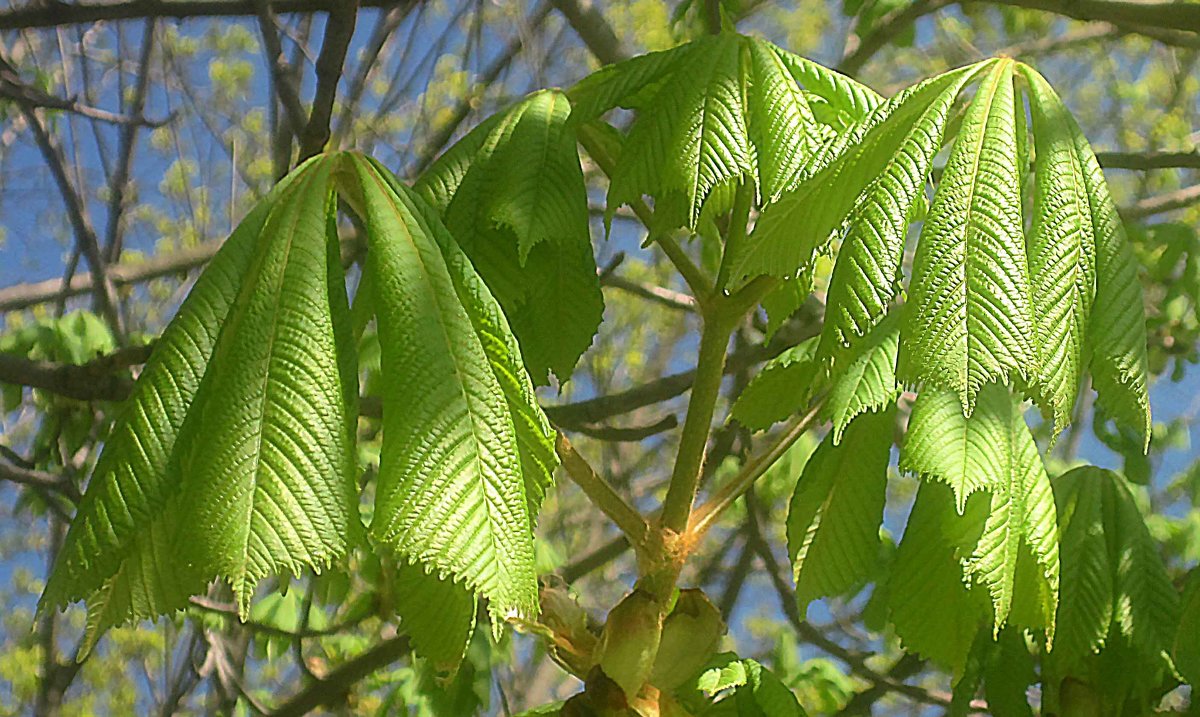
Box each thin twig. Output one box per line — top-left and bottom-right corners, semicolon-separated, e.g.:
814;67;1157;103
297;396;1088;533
554;432;651;551
297;0;358;161
688;400;825;540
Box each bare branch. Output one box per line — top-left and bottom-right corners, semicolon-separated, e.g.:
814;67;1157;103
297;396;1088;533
297;0;358;161
1098;149;1200;171
268;633;410;717
0;0;405;30
550;0;628;65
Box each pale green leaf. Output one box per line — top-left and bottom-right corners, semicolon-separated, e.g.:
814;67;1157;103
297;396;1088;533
42;157;350;651
901;385;1058;633
889;481;991;674
1020;67;1096;435
177;161;358;616
900;60;1036;413
1049;467;1178;670
817;67;978;364
607;32;752;230
787;407;893;615
731;337;819;431
417;91;603;384
393;560;477;675
1067;107;1152;447
734;62;987;284
345;156;544;623
823;311;901;444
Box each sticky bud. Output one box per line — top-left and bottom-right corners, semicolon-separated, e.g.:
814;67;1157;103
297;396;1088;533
649;589;725;691
598;589;664;698
539;578;600;677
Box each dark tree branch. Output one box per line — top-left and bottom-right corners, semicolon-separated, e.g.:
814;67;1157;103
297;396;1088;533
104;18;157;264
0;459;80;502
5;56;126;338
1098;149;1200;171
268;634;410;717
0;0;404;30
840;0;1200;75
550;0;628;65
254;0;309;143
297;0;358;161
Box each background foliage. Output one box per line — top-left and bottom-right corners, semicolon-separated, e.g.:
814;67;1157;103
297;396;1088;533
0;0;1198;714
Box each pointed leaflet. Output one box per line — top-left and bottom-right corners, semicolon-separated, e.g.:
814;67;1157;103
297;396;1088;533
734;62;987;284
731;337;819;431
889;481;991;673
823;311;901;444
607;32;752;230
393;560;478;675
1020;67;1096;435
1048;467;1178;669
901;385;1058;632
1064;88;1152;446
416;91;602;384
41;158;347;633
745;39;817;202
1047;466;1114;670
177;158;358;616
344;156;545;622
817;66;980;364
900;60;1036;413
787;407;893;615
367;156;558;521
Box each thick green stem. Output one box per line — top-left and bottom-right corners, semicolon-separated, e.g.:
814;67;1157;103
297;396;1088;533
659;313;737;534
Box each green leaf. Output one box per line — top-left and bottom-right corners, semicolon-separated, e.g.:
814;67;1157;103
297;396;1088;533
766;44;882;128
607;32;752;230
745;40;818;202
1173;572;1200;685
816;68;973;366
1069;107;1152;448
787;407;893;615
900;60;1036;413
177;161;359;616
344;155;548;624
735;61;986;285
1019;67;1096;435
417;91;603;384
697;654;807;717
393;560;477;675
1048;467;1179;670
41;156;353;652
900;385;1059;632
731;337;819;431
823;310;901;444
888;481;991;674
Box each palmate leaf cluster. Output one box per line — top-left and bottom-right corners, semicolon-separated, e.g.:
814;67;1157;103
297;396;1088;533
34;27;1180;713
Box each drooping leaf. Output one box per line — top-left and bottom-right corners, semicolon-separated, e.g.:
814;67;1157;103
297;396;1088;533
731;337;819;431
787;407;893;615
889;481;991;674
1019;67;1097;435
417;90;602;384
734;61;987;284
41;156;354;652
177;161;359;616
823;310;901;443
1060;94;1152;447
343;155;547;624
900;385;1058;632
393;560;478;675
900;60;1036;413
570;33;880;231
817;66;980;365
1048;467;1179;671
606;32;752;230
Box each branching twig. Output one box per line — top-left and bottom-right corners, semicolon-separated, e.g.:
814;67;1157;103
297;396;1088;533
297;0;358;161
